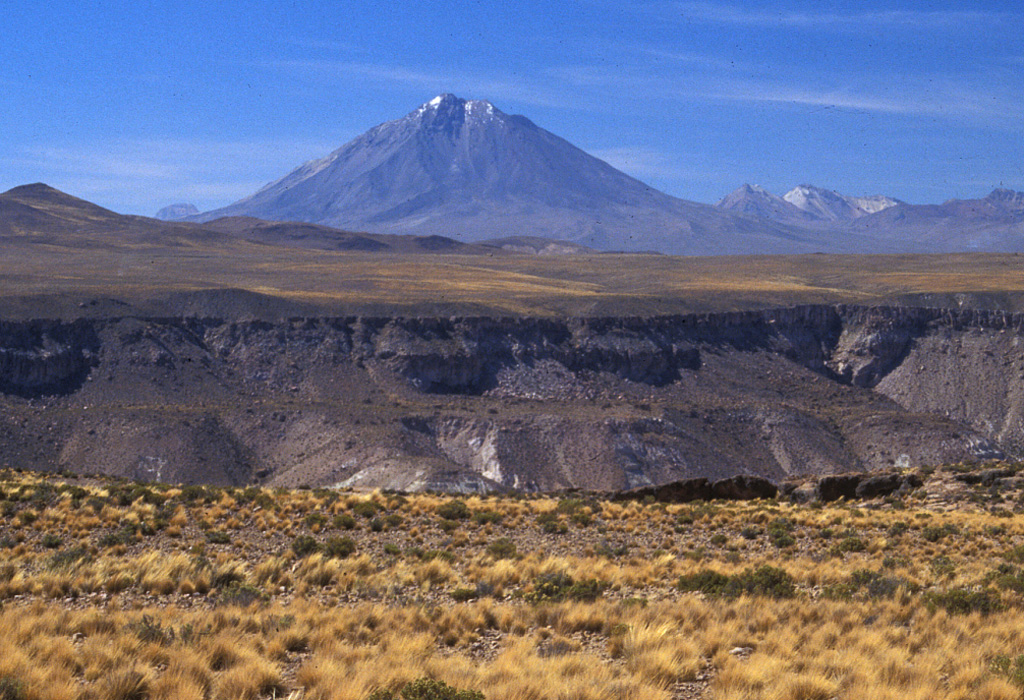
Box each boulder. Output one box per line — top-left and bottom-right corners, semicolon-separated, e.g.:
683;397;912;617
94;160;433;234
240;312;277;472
711;475;777;500
854;473;903;499
953;468;1014;486
815;474;862;502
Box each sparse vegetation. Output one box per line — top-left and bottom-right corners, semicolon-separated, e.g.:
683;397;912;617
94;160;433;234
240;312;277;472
1;467;1024;699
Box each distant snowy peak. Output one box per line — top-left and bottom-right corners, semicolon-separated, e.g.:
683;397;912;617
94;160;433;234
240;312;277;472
850;194;903;215
415;93;498;114
717;184;812;222
784;185;901;221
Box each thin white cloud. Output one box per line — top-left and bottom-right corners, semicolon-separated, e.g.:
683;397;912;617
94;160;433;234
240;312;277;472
692;75;1024;121
547;54;1023;123
674;2;1017;29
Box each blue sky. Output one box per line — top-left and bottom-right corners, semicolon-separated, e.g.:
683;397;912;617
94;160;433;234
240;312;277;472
2;0;1022;214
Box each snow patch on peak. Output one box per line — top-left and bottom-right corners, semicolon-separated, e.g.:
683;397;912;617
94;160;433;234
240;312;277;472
784;185;900;221
465;99;499;119
428;95;445;107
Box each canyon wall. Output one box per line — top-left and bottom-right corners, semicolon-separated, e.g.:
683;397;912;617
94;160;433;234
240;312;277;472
0;305;1017;491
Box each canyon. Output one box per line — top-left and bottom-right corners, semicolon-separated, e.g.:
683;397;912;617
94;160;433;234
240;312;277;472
0;304;1017;492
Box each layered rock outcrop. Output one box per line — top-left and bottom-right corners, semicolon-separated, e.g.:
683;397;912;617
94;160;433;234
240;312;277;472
0;304;1021;490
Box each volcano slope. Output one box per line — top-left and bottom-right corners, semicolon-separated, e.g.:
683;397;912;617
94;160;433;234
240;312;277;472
0;304;1021;491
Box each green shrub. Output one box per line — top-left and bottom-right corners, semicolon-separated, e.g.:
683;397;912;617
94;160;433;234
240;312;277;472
924;587;1002;615
770;531;796;548
929;555;955;578
570;511;592;527
525;572;606;603
831;536;867;556
922;524;958;542
291;535;320;557
485;537;517;560
472;510;503;526
305;513;328;529
351;501;382;519
41;533;62;549
205;531;231;545
217;582;266;608
367;677;484;700
677;569;731;597
324;536;356;559
436;500;471;521
991;654;1024;688
678;566;795;599
536;511;566;534
47;546;91;571
334;513;357;530
451;587;478;602
0;676;24;700
98;525;137;548
825;569;914;600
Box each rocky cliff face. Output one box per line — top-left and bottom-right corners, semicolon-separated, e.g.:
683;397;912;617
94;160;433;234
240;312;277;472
0;305;1018;490
0;320;99;397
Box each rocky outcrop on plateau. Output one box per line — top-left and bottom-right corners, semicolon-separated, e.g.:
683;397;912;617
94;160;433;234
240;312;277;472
0;304;1021;491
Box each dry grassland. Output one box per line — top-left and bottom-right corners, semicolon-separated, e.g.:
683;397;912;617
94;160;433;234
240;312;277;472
2;468;1024;699
6;234;1024;317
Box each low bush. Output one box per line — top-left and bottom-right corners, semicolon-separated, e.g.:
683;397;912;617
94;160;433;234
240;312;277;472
525;572;605;603
291;535;320;557
924;587;1002;615
678;565;796;599
436;500;471;520
367;678;484;700
324;536;356;559
485;537;517;560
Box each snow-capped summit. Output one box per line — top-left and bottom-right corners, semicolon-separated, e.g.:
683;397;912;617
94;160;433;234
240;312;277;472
716;184;813;222
784;185;901;221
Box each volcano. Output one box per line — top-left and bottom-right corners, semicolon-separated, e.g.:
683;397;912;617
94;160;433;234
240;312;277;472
192;94;833;255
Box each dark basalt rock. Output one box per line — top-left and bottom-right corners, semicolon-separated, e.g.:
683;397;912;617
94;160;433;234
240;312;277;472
612;477;714;503
711;475;778;500
815;474;863;502
953;468;1015;486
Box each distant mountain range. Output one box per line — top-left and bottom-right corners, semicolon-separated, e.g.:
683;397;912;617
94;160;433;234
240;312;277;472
717;184;903;224
0;182;531;256
165;94;1023;255
717;182;1024;252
